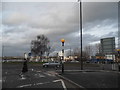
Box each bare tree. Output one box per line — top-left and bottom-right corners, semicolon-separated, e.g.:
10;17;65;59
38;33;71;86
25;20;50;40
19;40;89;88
84;45;92;60
95;43;101;54
72;47;89;61
31;35;50;60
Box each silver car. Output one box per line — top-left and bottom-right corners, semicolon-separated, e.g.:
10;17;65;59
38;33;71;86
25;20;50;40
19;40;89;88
43;61;61;68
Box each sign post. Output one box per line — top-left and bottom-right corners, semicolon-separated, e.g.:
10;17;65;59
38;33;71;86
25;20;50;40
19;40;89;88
116;49;120;72
101;37;115;70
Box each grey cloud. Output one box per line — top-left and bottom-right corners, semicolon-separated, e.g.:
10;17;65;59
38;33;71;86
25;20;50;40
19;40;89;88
2;2;118;56
101;31;118;38
82;2;118;24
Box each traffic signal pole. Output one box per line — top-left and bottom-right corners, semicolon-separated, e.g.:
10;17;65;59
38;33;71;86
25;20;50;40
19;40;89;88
61;39;65;73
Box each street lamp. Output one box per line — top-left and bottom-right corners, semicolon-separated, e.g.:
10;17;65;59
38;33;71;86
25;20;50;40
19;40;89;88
61;39;65;73
78;0;83;70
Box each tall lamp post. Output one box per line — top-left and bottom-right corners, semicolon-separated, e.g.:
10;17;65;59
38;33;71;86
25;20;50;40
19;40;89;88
61;39;65;73
78;0;83;70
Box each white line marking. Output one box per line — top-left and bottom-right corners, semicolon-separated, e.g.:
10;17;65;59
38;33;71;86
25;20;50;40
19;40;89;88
38;74;45;78
19;75;26;80
36;82;50;85
60;79;67;90
34;74;45;78
17;84;32;88
17;80;67;89
53;79;67;90
53;79;61;83
0;80;2;82
57;74;85;88
17;82;50;88
5;72;8;74
36;71;41;73
43;72;55;77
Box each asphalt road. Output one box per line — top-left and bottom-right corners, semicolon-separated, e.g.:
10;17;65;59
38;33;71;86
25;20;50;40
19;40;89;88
2;62;120;89
2;63;77;89
60;71;120;89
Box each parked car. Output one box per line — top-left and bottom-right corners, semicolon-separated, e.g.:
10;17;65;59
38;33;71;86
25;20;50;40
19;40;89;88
43;61;61;68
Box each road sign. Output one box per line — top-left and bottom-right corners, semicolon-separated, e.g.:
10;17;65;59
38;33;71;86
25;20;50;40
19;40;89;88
101;37;115;54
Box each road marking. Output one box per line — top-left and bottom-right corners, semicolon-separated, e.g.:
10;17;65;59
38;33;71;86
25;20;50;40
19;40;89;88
38;74;45;78
0;80;2;82
60;79;67;90
17;84;32;88
19;75;26;80
31;69;34;71
36;82;50;85
44;71;56;77
43;72;55;77
5;72;8;74
17;82;50;88
56;74;85;89
36;71;41;73
53;79;67;90
2;77;6;82
34;73;45;78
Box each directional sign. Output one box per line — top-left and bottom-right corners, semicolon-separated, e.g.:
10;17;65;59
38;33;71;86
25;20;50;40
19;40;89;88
101;37;115;54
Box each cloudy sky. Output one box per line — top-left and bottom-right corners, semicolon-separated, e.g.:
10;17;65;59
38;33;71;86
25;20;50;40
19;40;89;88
0;0;119;56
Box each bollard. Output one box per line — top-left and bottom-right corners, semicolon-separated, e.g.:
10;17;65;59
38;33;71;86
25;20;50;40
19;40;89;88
62;63;64;73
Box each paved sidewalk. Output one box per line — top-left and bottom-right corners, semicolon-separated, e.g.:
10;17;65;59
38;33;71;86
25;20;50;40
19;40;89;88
57;70;120;89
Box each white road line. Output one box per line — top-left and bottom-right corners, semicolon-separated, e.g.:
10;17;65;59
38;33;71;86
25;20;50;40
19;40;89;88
0;80;2;82
31;69;34;71
20;75;26;80
17;82;50;88
34;73;45;78
36;71;41;73
17;84;32;88
36;82;50;85
38;74;45;78
5;72;8;74
53;79;67;90
53;79;61;83
43;72;55;77
17;80;67;89
60;79;67;90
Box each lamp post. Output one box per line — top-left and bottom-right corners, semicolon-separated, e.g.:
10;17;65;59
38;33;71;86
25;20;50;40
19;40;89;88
78;0;83;70
61;39;65;73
